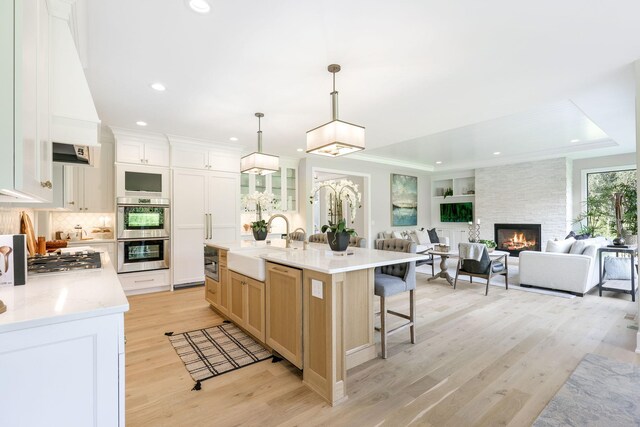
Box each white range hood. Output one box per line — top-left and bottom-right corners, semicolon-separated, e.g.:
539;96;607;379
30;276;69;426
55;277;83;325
50;0;100;148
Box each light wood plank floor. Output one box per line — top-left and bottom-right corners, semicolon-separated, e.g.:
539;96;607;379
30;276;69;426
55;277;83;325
125;276;639;426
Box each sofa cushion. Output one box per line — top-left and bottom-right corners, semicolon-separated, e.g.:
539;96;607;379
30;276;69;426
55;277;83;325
569;240;589;255
427;228;440;243
413;230;431;245
604;257;632;280
581;245;598;258
546;237;575;253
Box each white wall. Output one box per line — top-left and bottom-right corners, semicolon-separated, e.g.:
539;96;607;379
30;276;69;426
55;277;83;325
475;157;572;243
570;153;636;231
299;157;431;244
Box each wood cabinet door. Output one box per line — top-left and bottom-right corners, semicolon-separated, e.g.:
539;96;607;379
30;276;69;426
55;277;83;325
205;277;219;307
228;271;245;326
218;266;229;315
266;263;302;368
244;276;265;343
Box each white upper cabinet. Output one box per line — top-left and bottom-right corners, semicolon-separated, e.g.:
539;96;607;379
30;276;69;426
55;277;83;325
168;136;241;173
49;0;100;147
0;0;53;203
240;158;299;212
112;127;170;167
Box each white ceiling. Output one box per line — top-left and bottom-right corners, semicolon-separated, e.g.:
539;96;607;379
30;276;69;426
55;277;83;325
83;0;640;170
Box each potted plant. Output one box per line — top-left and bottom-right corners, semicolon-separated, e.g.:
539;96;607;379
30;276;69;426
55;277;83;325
242;191;278;241
479;239;497;253
443;188;453;199
310;179;362;251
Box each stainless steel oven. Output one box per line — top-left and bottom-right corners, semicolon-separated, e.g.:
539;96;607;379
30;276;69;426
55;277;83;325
117;197;170;239
118;238;170;273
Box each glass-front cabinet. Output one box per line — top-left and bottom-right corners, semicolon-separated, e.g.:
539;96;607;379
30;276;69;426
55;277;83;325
240;159;298;212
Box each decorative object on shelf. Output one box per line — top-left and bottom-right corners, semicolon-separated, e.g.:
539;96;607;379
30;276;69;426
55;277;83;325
612;192;625;246
309;179;362;251
478;239;497;253
443;187;453;198
468;219;480;243
242;191;278;241
240;112;279;175
391;174;417;226
306;64;365;157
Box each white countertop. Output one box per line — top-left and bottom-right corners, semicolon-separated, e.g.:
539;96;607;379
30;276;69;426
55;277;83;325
0;253;129;334
207;239;429;274
66;238;116;245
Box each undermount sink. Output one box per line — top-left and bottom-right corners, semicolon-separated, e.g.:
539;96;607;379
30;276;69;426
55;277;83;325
227;247;286;281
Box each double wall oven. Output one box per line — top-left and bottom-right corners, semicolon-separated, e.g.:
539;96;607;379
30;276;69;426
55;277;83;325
117;197;170;273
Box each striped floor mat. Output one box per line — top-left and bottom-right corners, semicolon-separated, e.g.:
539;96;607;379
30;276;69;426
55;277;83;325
168;322;272;386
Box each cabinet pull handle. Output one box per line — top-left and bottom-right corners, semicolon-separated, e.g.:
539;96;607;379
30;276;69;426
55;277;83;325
68;201;75;205
40;180;52;189
204;214;208;239
272;266;289;273
134;278;155;283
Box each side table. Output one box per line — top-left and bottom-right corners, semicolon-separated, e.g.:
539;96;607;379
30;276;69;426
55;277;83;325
598;246;637;302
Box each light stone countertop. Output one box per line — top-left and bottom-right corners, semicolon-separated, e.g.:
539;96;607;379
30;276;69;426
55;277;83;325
207;239;429;274
0;253;129;334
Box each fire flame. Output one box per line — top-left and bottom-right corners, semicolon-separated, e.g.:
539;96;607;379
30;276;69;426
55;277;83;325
501;232;537;251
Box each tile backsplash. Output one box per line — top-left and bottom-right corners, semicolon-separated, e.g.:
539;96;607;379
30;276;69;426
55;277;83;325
0;208;35;235
51;212;115;240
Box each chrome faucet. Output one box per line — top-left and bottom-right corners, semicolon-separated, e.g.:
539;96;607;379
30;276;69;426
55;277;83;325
267;214;290;248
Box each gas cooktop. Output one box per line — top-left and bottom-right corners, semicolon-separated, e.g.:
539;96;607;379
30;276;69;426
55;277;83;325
28;251;102;274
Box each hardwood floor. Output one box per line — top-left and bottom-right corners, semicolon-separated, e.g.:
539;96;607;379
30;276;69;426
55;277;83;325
125;276;639;426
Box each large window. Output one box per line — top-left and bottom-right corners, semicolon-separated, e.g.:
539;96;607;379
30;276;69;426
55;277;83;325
582;169;637;237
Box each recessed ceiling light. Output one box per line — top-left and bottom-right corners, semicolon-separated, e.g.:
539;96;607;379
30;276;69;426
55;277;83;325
493;151;501;155
570;139;580;143
229;137;238;141
151;82;166;91
297;148;303;152
136;121;147;127
186;0;210;14
435;161;442;164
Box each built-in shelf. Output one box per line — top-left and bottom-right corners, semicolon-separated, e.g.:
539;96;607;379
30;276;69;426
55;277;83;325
432;176;475;198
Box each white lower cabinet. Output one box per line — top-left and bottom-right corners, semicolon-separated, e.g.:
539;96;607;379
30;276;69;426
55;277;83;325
0;313;125;426
118;269;170;295
172;169;239;287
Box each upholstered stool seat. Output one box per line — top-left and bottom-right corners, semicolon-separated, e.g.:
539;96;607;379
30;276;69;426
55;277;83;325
374;238;417;359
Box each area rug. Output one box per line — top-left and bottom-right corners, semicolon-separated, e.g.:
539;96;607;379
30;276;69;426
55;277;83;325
533;353;640;426
167;322;272;388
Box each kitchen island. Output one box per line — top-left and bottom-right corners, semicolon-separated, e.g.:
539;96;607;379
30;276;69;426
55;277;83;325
0;252;129;426
205;240;427;405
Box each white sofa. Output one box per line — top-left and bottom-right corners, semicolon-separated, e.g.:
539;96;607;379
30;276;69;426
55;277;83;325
519;236;608;295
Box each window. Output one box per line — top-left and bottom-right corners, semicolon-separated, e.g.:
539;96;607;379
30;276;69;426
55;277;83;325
581;169;637;237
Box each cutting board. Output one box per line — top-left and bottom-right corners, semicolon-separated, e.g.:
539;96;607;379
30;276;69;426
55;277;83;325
20;211;37;256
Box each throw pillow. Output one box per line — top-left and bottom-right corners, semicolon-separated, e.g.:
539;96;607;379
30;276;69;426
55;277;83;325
546;237;575;253
414;230;431;245
569;240;588;255
581;245;597;258
383;232;393;239
604;257;632;280
427;228;440;244
391;231;403;239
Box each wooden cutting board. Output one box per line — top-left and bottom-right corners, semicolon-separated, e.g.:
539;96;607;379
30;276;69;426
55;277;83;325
20;211;37;256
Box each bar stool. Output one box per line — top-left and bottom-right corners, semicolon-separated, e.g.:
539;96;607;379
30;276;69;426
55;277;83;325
374;238;417;359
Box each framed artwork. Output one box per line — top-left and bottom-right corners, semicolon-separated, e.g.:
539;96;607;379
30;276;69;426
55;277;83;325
391;174;417;226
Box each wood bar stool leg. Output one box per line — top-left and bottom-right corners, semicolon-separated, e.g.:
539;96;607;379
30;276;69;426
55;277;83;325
410;289;416;344
380;296;387;359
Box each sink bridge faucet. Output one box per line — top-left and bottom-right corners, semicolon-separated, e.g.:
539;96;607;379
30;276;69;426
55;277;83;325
267;214;290;248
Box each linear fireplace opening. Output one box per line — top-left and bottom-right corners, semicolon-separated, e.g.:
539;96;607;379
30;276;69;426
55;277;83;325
494;223;542;257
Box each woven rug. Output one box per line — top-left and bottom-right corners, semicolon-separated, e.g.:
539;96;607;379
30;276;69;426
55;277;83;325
534;353;640;426
168;322;272;387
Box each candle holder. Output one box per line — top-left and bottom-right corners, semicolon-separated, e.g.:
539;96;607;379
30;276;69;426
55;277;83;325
468;222;480;243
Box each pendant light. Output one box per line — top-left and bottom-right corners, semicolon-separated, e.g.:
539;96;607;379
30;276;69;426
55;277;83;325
306;64;365;157
240;112;279;175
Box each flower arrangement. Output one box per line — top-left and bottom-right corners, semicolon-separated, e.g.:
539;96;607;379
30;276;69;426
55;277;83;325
241;191;279;233
309;179;362;244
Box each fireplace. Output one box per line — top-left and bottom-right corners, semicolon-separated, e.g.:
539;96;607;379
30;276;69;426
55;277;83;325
494;223;542;257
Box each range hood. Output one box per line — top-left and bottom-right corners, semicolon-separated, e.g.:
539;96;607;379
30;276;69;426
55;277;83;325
50;1;101;148
52;142;99;166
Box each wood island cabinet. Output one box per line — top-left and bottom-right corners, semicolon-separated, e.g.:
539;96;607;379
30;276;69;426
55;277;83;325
227;270;265;343
265;262;303;369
